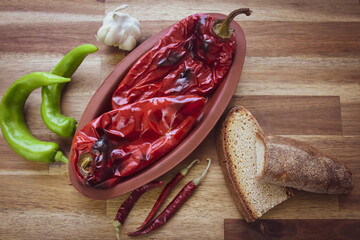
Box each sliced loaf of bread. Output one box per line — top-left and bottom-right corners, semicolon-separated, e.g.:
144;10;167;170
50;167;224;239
217;106;293;222
255;135;353;194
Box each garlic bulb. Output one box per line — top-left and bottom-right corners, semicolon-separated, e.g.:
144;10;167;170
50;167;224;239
97;4;141;51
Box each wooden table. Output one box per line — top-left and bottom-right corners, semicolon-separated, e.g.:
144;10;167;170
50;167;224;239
1;1;359;239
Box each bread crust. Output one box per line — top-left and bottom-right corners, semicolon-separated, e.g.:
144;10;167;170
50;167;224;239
257;135;353;194
255;132;267;179
216;106;293;222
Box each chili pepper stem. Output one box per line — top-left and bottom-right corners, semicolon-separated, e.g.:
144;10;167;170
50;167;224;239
180;159;200;176
213;8;252;39
193;158;211;186
53;150;68;164
113;221;121;240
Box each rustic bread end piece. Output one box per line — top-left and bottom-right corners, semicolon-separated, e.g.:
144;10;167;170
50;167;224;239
255;135;353;194
217;107;293;222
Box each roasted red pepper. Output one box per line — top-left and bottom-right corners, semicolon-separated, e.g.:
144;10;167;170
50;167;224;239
71;96;205;188
70;9;251;190
111;13;238;109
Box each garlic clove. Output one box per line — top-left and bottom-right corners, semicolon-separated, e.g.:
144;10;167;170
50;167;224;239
104;24;120;46
120;36;137;51
97;26;111;43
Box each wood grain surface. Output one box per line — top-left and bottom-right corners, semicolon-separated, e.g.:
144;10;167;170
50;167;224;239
0;0;359;239
224;219;360;240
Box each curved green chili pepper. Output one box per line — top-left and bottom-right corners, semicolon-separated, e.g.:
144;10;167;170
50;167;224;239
0;72;71;163
41;44;98;137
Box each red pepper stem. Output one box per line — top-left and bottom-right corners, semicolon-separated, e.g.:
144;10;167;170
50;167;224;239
192;158;211;186
180;159;200;176
213;8;252;39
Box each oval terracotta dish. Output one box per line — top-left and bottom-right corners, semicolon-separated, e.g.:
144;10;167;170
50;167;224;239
68;13;247;200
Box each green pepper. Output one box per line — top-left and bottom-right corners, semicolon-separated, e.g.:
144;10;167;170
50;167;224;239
0;72;70;163
41;44;98;137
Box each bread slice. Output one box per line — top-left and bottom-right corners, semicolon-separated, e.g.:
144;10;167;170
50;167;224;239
217;106;293;222
255;135;353;194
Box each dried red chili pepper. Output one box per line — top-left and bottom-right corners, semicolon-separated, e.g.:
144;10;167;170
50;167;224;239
113;180;163;240
111;9;251;109
137;159;200;229
128;158;211;236
70;96;206;188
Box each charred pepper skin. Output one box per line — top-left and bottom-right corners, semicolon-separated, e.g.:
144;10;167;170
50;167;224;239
71;9;251;189
111;13;236;109
111;9;251;110
71;96;206;188
0;72;70;163
41;44;98;137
